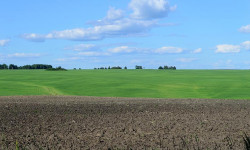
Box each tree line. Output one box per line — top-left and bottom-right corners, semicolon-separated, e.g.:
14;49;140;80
0;64;52;69
0;64;66;70
158;65;176;70
94;65;176;70
94;66;126;70
0;63;176;70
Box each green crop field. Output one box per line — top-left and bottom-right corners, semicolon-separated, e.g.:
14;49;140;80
1;69;250;99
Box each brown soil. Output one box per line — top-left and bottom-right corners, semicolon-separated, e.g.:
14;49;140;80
0;96;250;149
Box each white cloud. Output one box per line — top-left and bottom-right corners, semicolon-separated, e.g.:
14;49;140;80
177;58;197;63
22;34;46;42
88;7;124;26
215;44;240;53
65;44;97;51
154;46;183;54
106;7;124;21
7;53;42;58
239;25;250;33
192;48;202;53
77;51;110;56
23;0;176;42
129;0;174;19
241;41;250;50
0;39;10;46
23;19;156;42
108;46;135;53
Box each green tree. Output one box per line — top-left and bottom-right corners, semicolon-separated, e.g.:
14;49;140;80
135;65;142;69
9;64;18;69
164;66;169;69
111;66;122;69
158;66;163;69
0;64;8;69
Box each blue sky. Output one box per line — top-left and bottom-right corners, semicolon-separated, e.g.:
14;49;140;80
0;0;249;69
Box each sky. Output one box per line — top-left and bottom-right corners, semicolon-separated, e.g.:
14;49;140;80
0;0;249;69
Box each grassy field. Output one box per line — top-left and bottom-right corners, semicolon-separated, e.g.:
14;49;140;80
1;69;250;99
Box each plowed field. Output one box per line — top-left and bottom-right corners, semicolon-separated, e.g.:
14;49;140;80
0;96;250;149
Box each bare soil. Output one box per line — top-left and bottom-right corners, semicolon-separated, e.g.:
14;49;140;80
0;96;250;149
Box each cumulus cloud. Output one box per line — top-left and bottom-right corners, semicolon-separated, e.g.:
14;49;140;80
241;41;250;50
154;46;183;54
192;48;202;53
106;7;124;21
22;34;46;42
7;53;42;58
23;19;156;42
23;0;176;42
215;44;240;53
108;46;136;53
60;44;184;62
65;44;97;51
88;7;125;26
239;25;250;33
129;0;174;19
0;39;10;46
77;51;110;56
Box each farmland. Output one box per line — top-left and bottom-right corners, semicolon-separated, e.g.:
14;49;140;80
1;69;250;99
1;96;250;149
1;70;250;149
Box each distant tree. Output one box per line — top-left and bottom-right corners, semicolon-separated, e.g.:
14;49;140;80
3;63;62;70
135;65;142;69
79;68;81;70
21;65;32;69
73;68;76;70
111;66;122;69
124;66;127;69
46;66;67;71
158;66;163;69
168;66;176;70
9;64;18;69
164;66;169;69
105;67;107;69
3;64;8;69
18;64;52;69
157;65;177;70
108;66;111;69
30;64;52;69
0;64;8;69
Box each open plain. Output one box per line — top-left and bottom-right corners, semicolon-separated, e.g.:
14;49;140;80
0;96;250;149
1;70;250;99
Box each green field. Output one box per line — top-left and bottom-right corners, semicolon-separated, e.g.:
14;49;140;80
1;69;250;99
